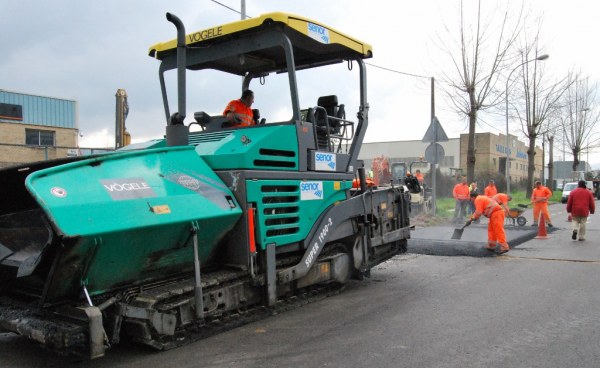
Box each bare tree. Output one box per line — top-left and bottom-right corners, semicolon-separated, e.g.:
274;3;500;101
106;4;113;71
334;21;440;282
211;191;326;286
512;34;566;197
437;0;522;183
560;75;600;175
543;107;565;189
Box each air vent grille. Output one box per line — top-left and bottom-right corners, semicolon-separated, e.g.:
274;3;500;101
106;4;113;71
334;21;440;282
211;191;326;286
260;185;299;237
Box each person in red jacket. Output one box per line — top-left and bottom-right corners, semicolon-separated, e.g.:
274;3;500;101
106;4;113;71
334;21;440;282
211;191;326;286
566;180;596;241
469;192;510;254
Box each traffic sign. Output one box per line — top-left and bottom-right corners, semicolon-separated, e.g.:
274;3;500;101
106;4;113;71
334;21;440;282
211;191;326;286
422;116;448;143
425;142;445;163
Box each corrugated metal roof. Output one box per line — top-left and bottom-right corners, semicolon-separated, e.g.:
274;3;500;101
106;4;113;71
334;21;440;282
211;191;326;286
0;90;77;129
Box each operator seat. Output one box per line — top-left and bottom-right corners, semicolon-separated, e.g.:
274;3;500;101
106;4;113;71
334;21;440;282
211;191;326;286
316;95;341;133
315;95;344;150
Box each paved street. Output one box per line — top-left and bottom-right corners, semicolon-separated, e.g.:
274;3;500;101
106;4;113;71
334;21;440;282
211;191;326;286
1;203;599;368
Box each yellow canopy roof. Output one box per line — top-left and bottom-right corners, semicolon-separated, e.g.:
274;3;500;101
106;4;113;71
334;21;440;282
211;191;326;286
149;12;372;74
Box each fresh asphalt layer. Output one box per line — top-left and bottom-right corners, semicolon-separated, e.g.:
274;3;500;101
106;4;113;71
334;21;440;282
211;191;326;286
407;217;557;257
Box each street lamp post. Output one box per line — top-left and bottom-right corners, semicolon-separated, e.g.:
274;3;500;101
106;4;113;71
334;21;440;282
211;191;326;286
505;54;549;196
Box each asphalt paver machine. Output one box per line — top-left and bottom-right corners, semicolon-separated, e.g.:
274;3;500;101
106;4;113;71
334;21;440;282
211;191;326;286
0;12;411;358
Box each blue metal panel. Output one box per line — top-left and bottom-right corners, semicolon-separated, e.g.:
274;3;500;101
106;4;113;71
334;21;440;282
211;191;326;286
0;90;77;129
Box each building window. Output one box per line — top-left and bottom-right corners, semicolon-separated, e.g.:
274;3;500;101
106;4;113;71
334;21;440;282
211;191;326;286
26;129;55;146
0;102;23;121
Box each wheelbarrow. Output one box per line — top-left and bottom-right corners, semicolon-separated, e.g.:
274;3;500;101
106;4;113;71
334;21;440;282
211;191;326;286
506;207;527;226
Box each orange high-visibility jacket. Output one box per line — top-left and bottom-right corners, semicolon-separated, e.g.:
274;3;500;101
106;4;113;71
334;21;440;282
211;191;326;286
531;186;552;203
415;173;424;183
223;99;254;127
453;183;470;200
472;195;502;219
493;193;510;211
493;193;510;205
484;185;498;197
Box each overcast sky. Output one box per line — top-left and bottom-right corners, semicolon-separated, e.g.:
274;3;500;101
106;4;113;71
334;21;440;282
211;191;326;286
2;0;599;167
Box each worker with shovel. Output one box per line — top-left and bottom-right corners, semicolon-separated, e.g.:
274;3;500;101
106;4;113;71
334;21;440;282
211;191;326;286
469;192;510;254
493;193;512;214
531;180;553;227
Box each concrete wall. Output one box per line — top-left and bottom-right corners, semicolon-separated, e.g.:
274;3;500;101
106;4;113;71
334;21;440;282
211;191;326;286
359;138;460;174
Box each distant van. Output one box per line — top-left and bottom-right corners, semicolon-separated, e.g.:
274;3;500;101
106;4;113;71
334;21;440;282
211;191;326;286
561;182;578;203
561;181;594;203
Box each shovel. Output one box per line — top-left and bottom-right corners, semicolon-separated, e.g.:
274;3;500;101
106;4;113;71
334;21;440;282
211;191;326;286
451;219;473;240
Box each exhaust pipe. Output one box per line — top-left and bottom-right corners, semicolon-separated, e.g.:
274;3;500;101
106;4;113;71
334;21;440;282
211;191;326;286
165;13;188;146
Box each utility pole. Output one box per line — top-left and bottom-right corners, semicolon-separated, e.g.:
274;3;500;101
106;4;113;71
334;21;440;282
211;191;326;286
547;135;554;189
541;134;545;184
430;77;437;215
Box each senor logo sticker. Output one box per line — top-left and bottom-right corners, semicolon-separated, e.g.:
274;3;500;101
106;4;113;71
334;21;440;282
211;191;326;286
300;181;323;200
315;152;336;171
307;22;330;44
50;187;67;197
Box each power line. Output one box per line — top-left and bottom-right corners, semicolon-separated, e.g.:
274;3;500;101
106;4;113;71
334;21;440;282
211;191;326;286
209;0;251;18
202;5;539;148
366;62;526;138
203;6;429;81
364;62;432;80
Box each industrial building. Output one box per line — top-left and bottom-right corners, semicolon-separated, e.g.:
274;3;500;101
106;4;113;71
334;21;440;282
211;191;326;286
359;131;543;183
359;138;460;175
460;132;543;183
0;89;79;168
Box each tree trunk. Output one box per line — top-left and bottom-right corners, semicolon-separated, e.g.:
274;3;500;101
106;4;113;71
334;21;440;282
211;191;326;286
572;149;580;173
466;105;477;183
526;135;537;198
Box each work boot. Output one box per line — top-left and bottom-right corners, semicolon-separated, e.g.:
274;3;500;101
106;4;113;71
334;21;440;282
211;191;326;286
572;230;578;240
531;223;538;227
496;243;510;254
547;223;553;228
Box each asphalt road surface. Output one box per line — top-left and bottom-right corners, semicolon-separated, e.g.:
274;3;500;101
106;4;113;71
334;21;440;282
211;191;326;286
1;203;599;368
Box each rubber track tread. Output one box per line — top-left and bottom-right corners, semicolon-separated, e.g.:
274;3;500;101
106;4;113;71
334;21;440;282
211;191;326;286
145;283;345;350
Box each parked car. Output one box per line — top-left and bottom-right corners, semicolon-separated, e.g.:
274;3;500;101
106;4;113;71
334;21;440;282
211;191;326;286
561;182;578;203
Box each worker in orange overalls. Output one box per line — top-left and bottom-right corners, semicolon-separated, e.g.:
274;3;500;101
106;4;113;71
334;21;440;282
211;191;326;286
415;169;424;185
469;192;510;254
484;180;498;197
453;176;470;222
493;193;512;214
352;177;375;188
531;180;553;227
